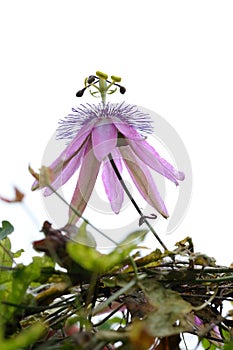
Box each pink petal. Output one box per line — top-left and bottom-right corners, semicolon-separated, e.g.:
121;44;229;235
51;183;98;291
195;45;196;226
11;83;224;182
49;122;95;178
128;139;185;185
113;121;144;141
43;141;88;196
92;120;117;161
32;121;94;192
31;179;40;191
68;139;101;225
102;148;124;213
119;145;169;218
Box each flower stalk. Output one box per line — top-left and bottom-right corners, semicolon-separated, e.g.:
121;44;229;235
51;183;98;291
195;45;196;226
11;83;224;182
32;71;184;253
108;153;168;251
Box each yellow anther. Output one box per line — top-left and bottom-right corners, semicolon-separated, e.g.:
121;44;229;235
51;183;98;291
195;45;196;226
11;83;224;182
96;71;108;80
111;75;121;83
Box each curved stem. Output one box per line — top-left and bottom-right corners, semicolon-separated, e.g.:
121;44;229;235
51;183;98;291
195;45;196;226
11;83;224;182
47;184;140;279
47;184;117;246
108;154;168;251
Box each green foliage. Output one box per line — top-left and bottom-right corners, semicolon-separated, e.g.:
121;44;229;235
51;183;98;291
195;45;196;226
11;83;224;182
68;222;97;248
0;237;13;276
0;322;46;350
201;339;218;349
141;279;192;337
0;221;14;240
1;220;233;349
0;227;57;348
0;237;14;327
67;224;147;273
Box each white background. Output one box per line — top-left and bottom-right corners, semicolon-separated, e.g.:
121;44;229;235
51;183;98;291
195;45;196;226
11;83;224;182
1;0;233;263
1;1;233;349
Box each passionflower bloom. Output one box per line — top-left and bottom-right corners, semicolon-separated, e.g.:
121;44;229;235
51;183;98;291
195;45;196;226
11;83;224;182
32;102;184;224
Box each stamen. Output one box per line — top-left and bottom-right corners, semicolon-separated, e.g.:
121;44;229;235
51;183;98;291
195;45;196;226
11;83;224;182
96;71;108;80
119;86;126;94
77;72;126;101
87;75;96;84
76;87;86;97
111;75;122;83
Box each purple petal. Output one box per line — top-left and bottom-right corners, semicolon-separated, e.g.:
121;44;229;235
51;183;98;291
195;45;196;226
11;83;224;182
43;141;88;196
113;121;144;141
128;139;185;185
68;139;101;225
32;121;94;192
50;122;94;176
102;148;124;213
92;120;117;161
31;179;39;191
119;145;169;218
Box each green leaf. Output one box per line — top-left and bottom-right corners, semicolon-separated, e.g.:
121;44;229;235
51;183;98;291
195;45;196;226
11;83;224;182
0;237;14;328
12;249;24;258
201;338;218;349
0;237;12;267
67;229;147;273
141;279;192;337
32;255;55;269
0;237;13;286
0;221;14;240
0;322;46;350
3;255;54;322
4;262;41;321
65;222;97;248
97;316;125;331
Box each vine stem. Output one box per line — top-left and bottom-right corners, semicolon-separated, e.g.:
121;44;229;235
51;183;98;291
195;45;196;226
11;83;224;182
46;184;117;246
108;153;168;251
46;184;139;279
